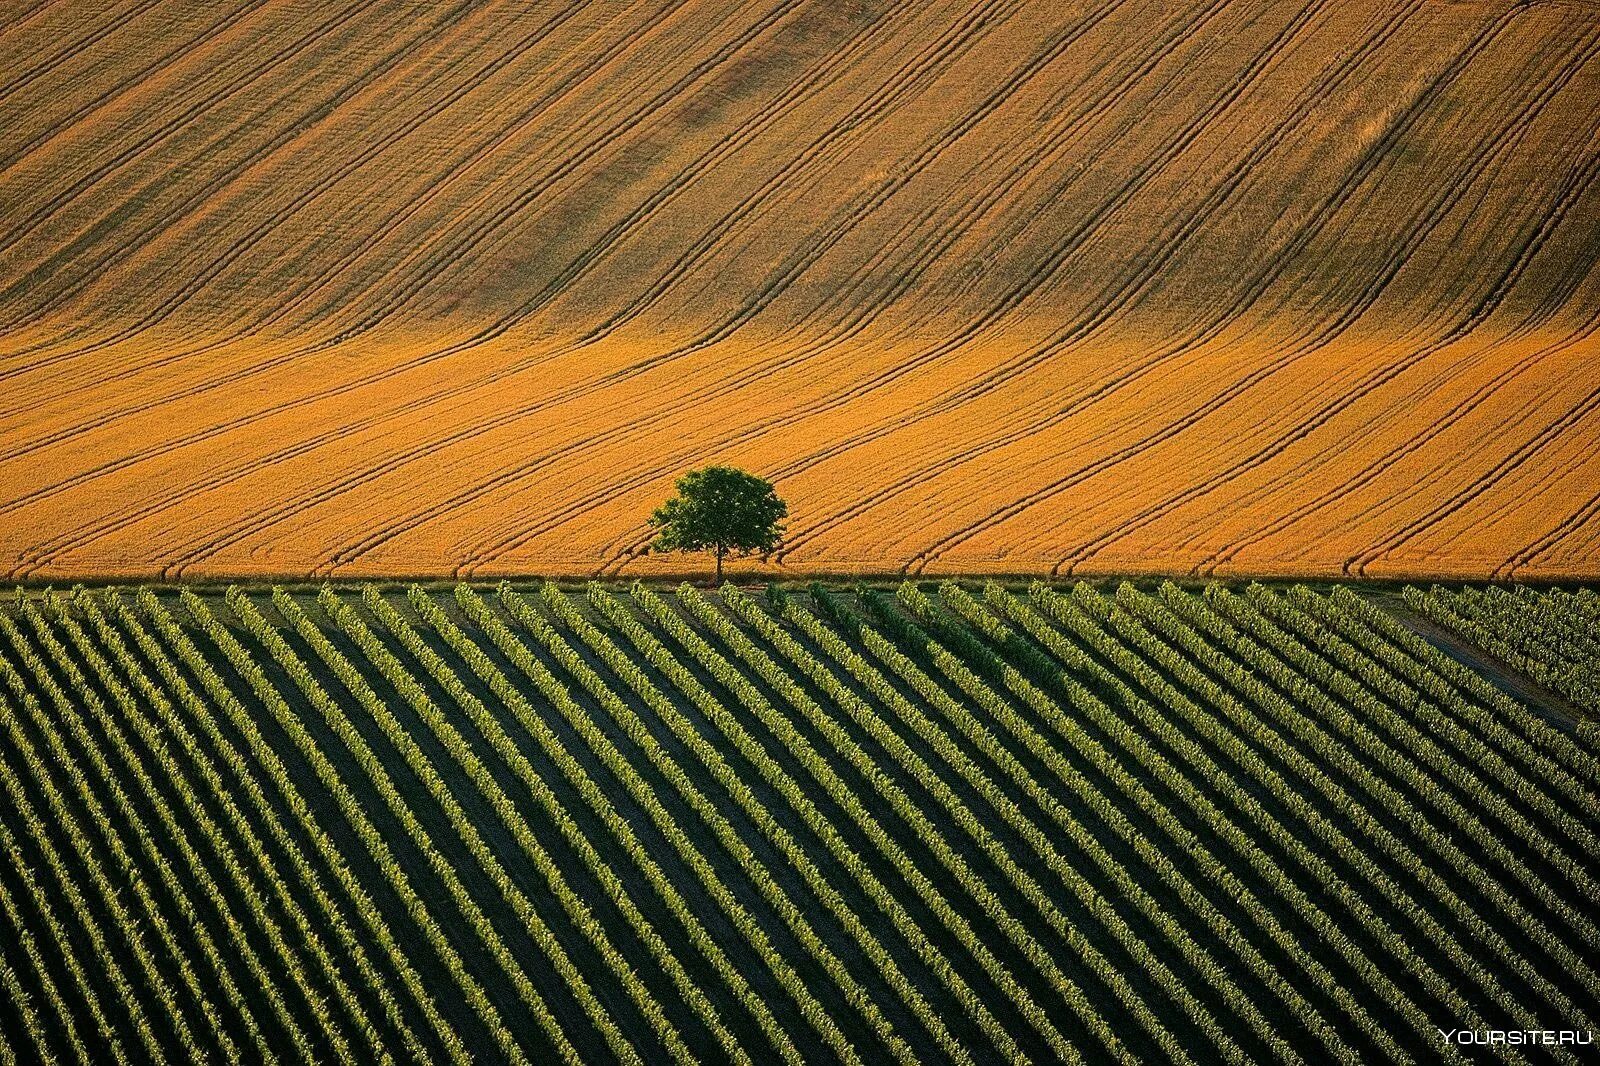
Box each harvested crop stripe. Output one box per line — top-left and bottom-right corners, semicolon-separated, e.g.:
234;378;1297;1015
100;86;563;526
0;0;1596;580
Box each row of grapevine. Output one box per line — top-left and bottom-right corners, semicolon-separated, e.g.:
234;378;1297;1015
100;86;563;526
0;579;1592;1065
177;588;520;1064
685;583;1103;1066
857;585;1395;1056
1224;588;1600;909
128;589;455;1066
42;591;348;1064
1139;587;1599;982
1291;589;1600;822
1332;588;1600;772
0;720;146;1066
1252;588;1597;856
0;648;171;1062
0;864;90;1066
1027;583;1571;1053
455;584;802;1065
1003;582;1594;1054
608;583;977;1066
751;585;1291;1065
1117;585;1594;1023
884;580;1404;1061
804;585;1338;1064
1406;585;1600;733
0;926;45;1066
297;587;661;1064
510;582;870;1066
70;589;399;1066
222;588;580;1066
898;582;1460;1062
364;584;715;1066
0;607;226;1062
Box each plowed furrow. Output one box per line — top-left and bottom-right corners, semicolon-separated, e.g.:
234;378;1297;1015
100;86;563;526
1200;129;1600;572
0;0;792;452
0;0;163;107
1;0;1595;579
0;0;493;329
0;0;273;175
0;0;695;411
908;8;1583;572
764;0;1424;555
0;0;590;403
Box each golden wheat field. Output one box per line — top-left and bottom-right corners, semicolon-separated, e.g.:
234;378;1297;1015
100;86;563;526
0;0;1597;581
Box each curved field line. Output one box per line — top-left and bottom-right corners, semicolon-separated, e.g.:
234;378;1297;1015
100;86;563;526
259;0;1526;579
0;0;867;557
762;0;1376;560
901;7;1576;573
0;0;914;407
0;0;72;41
274;0;819;345
563;0;1350;569
1329;165;1600;570
1346;341;1600;574
420;0;1139;356
0;0;803;451
802;0;1336;356
444;0;1263;569
1196;175;1600;574
0;0;1101;458
0;0;591;401
4;1;1593;579
0;0;494;329
565;0;1186;360
271;0;1139;393
1503;471;1600;578
2;0;1128;574
407;0;1037;359
1494;341;1600;576
1179;83;1600;567
1043;92;1600;580
97;0;1040;572
595;0;1241;356
0;0;620;398
300;0;1174;572
1351;321;1600;577
0;0;698;406
0;0;394;255
1192;328;1583;570
0;0;534;368
1056;141;1598;581
0;0;275;175
1364;374;1600;578
751;0;1426;561
574;0;1436;573
25;0;733;359
0;0;164;107
0;319;101;370
1418;446;1600;577
749;0;1433;503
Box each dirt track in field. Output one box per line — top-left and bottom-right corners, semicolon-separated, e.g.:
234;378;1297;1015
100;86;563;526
1;0;1597;580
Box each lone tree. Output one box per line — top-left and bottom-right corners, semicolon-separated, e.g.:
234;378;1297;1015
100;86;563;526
648;466;787;584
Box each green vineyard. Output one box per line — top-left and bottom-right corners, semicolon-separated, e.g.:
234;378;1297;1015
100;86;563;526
0;579;1595;1064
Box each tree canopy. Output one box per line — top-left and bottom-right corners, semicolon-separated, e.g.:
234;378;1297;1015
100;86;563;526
648;466;787;582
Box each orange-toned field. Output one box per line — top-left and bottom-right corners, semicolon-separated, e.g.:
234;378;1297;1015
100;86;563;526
1;0;1597;582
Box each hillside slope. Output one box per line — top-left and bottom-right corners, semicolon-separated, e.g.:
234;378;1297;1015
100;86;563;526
0;0;1597;579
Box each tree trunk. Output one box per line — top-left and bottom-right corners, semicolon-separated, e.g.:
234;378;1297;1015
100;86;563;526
715;545;724;586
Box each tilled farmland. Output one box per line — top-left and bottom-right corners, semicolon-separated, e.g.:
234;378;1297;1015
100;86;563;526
0;0;1597;580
